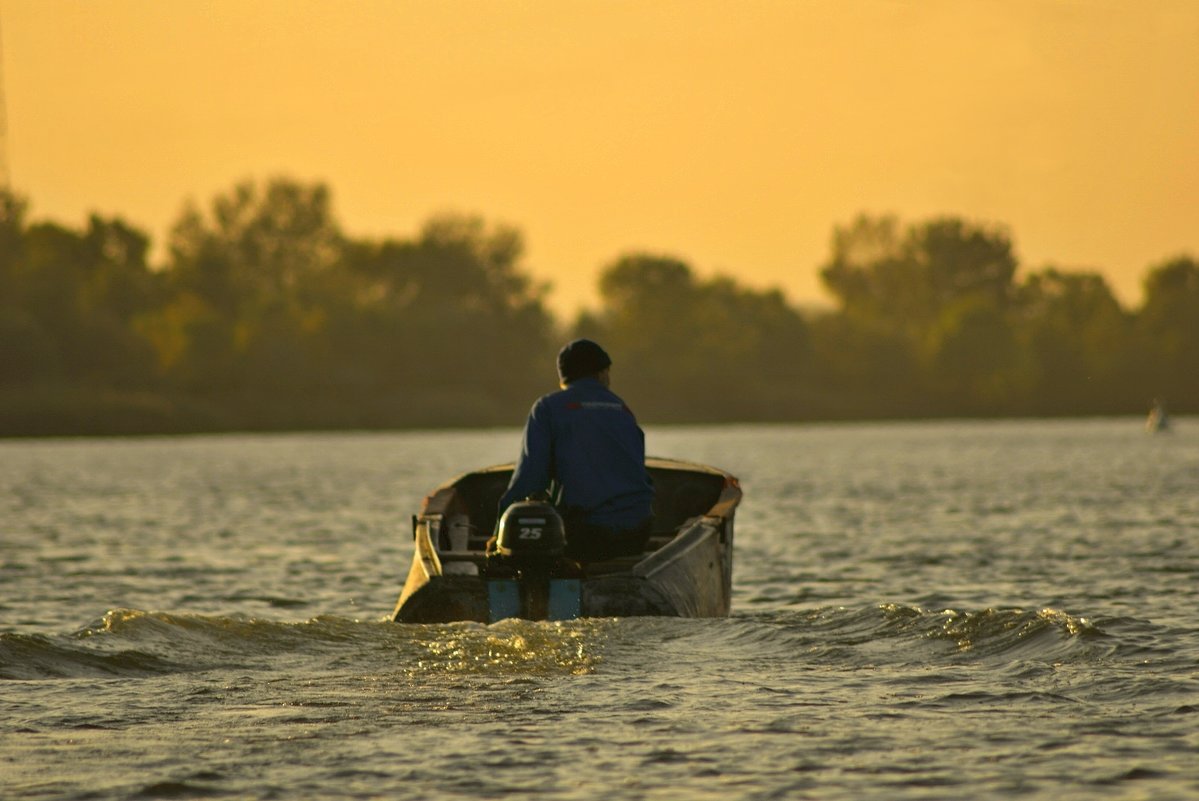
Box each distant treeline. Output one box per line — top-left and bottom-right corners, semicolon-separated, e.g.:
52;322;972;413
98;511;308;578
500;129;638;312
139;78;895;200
0;178;1195;436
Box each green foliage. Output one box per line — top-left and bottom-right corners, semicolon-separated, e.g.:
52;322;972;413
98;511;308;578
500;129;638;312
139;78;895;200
0;181;559;433
1014;269;1133;412
334;213;556;412
816;215;1021;416
0;182;1194;435
585;253;811;421
1137;255;1199;402
925;294;1021;412
821;215;1015;336
0;199;160;390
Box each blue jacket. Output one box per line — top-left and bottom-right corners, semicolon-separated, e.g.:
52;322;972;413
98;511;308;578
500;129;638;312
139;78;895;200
499;378;654;530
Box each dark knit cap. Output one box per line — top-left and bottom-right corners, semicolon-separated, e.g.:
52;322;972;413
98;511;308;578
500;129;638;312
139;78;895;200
557;339;612;384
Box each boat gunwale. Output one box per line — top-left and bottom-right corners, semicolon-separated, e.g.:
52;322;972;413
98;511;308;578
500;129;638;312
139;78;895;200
420;456;741;518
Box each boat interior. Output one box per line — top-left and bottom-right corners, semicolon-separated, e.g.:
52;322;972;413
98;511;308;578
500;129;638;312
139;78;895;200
427;461;731;568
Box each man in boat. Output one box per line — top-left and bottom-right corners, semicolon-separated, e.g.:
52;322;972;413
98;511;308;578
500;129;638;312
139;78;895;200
495;339;655;562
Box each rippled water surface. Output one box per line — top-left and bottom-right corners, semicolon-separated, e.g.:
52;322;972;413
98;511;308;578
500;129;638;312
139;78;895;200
2;420;1197;800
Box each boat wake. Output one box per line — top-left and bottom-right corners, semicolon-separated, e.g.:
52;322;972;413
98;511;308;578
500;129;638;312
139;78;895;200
711;604;1113;665
0;609;612;681
0;604;1168;682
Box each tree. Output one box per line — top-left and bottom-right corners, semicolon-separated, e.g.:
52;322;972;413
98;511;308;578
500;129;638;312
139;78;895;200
159;178;347;395
340;213;557;416
169;179;343;310
5;213;158;388
0;191;27;304
1136;254;1199;407
1014;268;1131;413
587;253;811;420
819;215;907;327
817;214;1020;414
925;294;1021;412
820;214;1016;340
0;192;50;386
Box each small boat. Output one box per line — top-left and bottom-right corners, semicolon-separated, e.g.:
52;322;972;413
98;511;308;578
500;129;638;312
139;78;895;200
1146;399;1171;433
390;458;741;623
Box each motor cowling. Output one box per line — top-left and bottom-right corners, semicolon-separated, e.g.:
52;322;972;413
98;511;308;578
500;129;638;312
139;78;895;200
494;500;566;573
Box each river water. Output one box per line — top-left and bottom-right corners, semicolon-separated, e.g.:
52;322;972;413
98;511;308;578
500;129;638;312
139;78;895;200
2;420;1197;800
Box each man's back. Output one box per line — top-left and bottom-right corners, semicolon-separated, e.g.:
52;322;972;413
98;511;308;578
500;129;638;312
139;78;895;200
499;376;653;531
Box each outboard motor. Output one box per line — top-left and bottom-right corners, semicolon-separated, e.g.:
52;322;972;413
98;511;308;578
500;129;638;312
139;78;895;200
487;499;581;621
492;499;567;578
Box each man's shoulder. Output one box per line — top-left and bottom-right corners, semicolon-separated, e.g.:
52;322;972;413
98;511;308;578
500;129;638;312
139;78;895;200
529;387;571;418
533;386;570;407
556;383;635;414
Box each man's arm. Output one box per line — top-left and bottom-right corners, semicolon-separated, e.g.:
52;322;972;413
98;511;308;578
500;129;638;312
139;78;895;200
498;400;553;513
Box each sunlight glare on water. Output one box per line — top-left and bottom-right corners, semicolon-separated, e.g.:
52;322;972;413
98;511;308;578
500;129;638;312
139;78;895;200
405;620;603;678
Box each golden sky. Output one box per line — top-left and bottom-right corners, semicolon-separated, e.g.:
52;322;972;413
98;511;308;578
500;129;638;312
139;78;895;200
4;0;1197;318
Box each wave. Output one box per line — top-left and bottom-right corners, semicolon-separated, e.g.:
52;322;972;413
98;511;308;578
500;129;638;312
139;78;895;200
0;630;180;680
1;609;367;680
707;604;1118;666
1;609;612;681
0;604;1175;682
